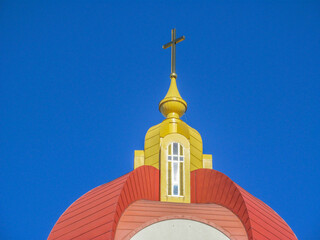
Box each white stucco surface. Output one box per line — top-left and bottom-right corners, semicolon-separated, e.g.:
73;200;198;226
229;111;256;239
131;219;230;240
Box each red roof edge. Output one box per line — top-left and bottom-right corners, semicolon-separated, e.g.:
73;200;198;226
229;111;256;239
48;166;296;240
48;166;159;240
191;168;297;240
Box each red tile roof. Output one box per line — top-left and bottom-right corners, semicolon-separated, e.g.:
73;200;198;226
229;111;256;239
48;166;159;240
115;199;248;240
48;166;296;240
191;169;297;240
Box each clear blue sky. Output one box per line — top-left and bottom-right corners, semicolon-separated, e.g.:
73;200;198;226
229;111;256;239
1;1;319;239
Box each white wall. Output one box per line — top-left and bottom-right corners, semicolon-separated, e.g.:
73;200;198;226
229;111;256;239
131;219;230;240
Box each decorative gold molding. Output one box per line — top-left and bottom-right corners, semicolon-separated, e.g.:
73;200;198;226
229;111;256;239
203;154;213;169
134;150;145;169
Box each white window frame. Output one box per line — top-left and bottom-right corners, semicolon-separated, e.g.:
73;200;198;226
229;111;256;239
167;142;184;196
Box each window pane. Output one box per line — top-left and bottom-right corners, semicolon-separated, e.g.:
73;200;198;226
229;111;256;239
173;143;178;155
180;162;184;195
180;145;183;155
168;163;172;195
173;185;179;196
167;142;185;197
173;162;178;182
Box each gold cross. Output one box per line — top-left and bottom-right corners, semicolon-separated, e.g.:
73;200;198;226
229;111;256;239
163;29;185;77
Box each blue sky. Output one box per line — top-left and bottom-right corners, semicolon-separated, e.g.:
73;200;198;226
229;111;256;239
1;1;319;239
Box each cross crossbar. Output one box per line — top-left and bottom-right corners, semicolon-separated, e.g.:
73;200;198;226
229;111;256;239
162;29;185;75
162;36;185;49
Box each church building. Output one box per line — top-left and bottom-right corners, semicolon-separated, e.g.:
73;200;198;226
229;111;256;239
48;29;297;240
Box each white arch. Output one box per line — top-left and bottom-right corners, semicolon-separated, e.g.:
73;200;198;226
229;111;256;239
131;219;230;240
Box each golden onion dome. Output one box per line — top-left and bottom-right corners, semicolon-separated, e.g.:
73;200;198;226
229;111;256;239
159;74;187;118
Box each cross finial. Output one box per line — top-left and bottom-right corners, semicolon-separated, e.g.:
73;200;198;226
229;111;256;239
163;29;185;78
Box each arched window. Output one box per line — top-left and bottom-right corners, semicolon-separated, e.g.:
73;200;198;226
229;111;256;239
167;142;184;196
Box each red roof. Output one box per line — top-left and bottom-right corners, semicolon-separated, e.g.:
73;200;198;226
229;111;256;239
191;169;297;240
48;166;159;240
48;166;296;240
115;199;248;240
